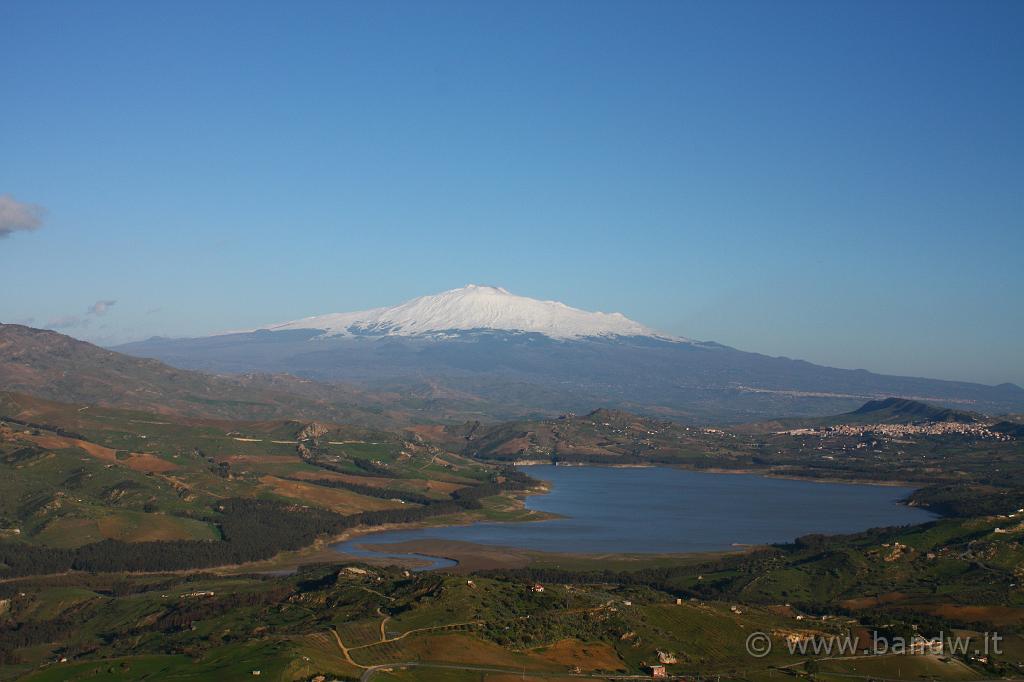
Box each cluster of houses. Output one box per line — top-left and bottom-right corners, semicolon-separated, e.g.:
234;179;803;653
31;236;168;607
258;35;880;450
781;421;1012;441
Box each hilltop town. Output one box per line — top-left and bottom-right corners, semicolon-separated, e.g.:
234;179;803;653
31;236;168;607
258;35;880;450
780;420;1013;441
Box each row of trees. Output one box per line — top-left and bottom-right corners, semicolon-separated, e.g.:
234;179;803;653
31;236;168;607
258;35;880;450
0;416;86;441
289;476;436;506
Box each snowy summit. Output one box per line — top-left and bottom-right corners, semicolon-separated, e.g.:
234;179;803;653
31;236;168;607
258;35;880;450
263;284;677;341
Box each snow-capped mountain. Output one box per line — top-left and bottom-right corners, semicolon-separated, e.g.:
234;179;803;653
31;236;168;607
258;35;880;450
116;287;1024;423
262;285;679;341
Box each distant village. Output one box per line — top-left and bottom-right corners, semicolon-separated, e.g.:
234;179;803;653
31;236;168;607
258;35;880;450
780;422;1013;441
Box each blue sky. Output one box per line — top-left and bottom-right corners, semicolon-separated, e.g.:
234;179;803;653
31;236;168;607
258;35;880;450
1;0;1021;385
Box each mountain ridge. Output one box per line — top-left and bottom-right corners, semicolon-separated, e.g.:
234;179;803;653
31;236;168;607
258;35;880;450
0;323;406;426
116;327;1024;419
113;282;1024;422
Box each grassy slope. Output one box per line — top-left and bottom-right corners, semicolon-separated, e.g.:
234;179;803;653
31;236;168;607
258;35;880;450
2;383;1023;679
6;559;1014;682
0;324;403;427
0;392;502;552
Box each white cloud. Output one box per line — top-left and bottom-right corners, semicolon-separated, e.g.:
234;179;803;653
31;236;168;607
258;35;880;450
45;300;118;331
88;300;117;316
0;194;45;238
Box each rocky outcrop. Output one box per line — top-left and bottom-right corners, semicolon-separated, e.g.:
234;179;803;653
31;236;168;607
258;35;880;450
297;422;329;442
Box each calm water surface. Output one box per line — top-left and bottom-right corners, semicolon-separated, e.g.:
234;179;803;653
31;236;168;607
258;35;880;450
332;465;934;569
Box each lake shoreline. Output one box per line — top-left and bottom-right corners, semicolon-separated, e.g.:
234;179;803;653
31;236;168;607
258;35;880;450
324;464;935;571
514;460;926;488
356;537;753;573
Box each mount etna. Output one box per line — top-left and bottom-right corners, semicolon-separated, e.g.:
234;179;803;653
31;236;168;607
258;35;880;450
114;285;1024;422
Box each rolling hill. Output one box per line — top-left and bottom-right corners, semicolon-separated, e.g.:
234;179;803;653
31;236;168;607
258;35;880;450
0;323;403;427
423;398;1024;491
849;397;982;423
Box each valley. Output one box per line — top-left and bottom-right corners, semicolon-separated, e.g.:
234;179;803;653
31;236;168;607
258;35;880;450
1;328;1023;680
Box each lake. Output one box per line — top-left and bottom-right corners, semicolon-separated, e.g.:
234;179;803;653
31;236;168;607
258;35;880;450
332;465;935;569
